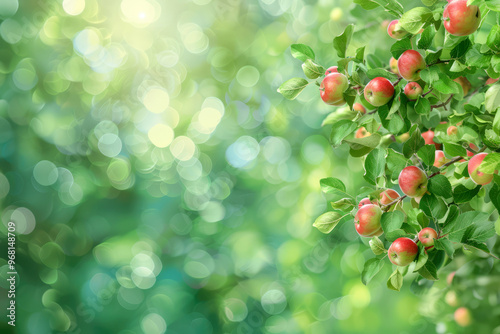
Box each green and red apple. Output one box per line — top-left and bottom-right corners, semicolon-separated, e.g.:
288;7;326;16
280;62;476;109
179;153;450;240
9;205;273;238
354;204;383;237
422;130;441;149
398;166;428;198
418;227;438;248
398;50;426;81
468;152;496;185
404;82;422;99
454;307;472;327
443;0;481;36
388;237;419;266
353;102;366;114
387;20;409;39
379;189;399;205
320;73;348;106
364;77;394;106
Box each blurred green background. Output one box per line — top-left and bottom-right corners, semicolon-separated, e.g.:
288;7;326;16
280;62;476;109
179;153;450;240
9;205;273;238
0;0;497;333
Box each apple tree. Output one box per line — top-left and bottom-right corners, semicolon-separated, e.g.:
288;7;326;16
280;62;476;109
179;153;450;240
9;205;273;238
279;0;500;304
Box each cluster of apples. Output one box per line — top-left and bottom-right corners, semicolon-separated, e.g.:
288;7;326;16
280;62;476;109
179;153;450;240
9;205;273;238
320;0;482;110
444;273;473;327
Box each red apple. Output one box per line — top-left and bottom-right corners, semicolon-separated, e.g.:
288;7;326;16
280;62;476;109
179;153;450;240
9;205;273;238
379;189;400;205
358;197;376;208
486;78;499;85
447;271;456;285
325;66;339;76
447;125;458;136
418;227;438;247
355;127;370;138
320;73;349;106
397;50;426;81
454;307;472;327
398;166;428;198
353;102;366;114
422;130;441;149
454;76;471;95
404;82;423;99
388;237;418;266
354;204;383;237
387;20;409;39
364;77;394;107
434;150;447;168
468;152;496;185
443;0;481;36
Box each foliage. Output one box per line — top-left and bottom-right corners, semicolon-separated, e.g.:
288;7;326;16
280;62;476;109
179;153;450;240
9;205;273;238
280;0;500;303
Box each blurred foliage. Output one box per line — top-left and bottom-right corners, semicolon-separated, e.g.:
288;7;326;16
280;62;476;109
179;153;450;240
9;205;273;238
0;0;497;333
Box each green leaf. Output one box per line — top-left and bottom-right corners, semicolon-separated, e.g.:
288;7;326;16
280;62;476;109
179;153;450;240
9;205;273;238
485;83;500;113
320;177;352;199
313;211;349;234
483;129;500;150
413;246;428;271
434;237;455;258
366;68;398;81
356;46;366;61
466;45;492;68
322;108;358;126
417;259;438;281
415;97;431;115
443;142;466;158
386;149;409;181
420;66;440;84
372;0;404;16
443;205;460;230
417;25;436;50
478;152;500;174
333;24;354;59
353;0;380;10
487;25;500;52
387;269;404;291
443;211;489;241
390;37;412;59
399;7;432;34
410;276;434;295
433;73;460;95
330;198;356;211
386;229;412;241
364;148;386;185
361;257;385;285
381;211;405;234
453;185;481;203
369;236;386;255
428;174;452;198
278;78;310;100
419;193;446;219
302;59;325;79
343;134;382;150
462;239;491;254
330;120;358;147
417;144;435;166
451;38;472;59
403;128;425;158
290;44;315;62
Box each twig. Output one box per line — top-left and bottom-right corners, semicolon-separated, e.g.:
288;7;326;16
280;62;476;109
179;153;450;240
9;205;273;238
431;95;454;110
427;59;451;67
392;77;403;86
422;88;433;97
428;156;464;178
463;243;500;260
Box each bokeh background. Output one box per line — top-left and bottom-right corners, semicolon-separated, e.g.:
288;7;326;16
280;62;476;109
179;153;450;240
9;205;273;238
0;0;499;333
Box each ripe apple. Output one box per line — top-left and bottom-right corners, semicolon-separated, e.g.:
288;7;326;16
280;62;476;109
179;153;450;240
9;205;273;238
325;66;339;76
443;0;481;36
388;237;418;266
320;73;349;106
379;189;399;205
418;227;438;247
447;125;458;136
398;166;428;198
387;20;409;39
397;50;426;81
468;152;496;185
404;82;423;99
422;130;441;149
454;307;472;327
467;143;478;157
364;77;395;106
353;102;366;114
434;150;447;168
358;197;376;208
354;204;383;237
454;76;471;95
389;57;399;75
355;127;371;138
486;78;499;85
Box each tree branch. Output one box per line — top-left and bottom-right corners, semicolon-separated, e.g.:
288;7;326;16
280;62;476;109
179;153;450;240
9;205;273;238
431;95;454;110
422;88;433;97
392;77;403;86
